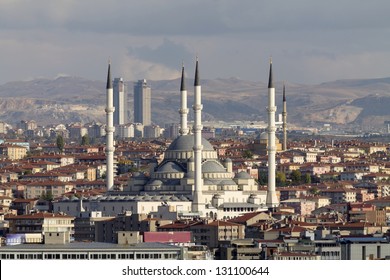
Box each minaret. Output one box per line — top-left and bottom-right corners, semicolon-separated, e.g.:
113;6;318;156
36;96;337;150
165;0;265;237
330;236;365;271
282;83;288;151
192;58;204;214
179;64;189;135
266;59;279;208
105;62;115;191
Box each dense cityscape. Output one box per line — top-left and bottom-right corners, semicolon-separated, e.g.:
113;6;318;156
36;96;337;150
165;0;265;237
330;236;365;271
0;59;389;261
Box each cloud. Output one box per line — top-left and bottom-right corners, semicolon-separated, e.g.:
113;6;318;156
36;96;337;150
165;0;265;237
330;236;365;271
1;1;390;35
1;1;390;84
117;56;180;82
128;39;193;70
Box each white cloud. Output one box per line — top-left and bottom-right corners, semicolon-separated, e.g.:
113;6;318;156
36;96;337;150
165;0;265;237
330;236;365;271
118;56;180;82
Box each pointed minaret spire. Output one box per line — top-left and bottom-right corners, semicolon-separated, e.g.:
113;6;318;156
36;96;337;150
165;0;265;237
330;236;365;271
266;58;279;209
179;63;189;135
283;83;286;102
106;61;112;89
268;58;273;89
192;57;204;215
194;57;199;86
180;62;186;91
105;60;115;191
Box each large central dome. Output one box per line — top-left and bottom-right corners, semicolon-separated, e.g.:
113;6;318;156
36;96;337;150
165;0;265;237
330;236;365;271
164;135;218;161
167;135;214;151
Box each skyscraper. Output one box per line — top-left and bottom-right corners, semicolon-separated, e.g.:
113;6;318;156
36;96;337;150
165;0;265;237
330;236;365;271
113;77;128;126
134;79;151;126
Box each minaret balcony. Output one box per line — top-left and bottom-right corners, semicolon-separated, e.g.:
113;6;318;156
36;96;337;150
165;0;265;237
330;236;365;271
192;104;203;110
106;147;115;153
267;126;276;132
193;125;203;131
106;127;115;133
179;108;189;114
266;106;277;112
193;145;204;151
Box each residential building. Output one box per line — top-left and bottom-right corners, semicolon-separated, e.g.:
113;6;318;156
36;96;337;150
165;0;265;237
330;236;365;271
24;181;75;199
321;188;357;204
5;212;75;241
190;220;245;249
339;236;390;260
0;144;27;160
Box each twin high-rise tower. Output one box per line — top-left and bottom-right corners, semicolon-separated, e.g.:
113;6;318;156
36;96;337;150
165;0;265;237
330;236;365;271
113;77;152;127
113;78;127;126
134;79;152;126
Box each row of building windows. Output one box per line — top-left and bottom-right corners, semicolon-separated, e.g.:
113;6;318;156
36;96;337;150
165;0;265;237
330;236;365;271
223;207;256;212
0;252;179;260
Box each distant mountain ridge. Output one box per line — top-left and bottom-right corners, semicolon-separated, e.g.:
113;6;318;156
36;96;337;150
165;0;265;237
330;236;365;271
0;76;389;131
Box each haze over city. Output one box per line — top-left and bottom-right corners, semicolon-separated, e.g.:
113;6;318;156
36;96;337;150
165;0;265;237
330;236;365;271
1;0;390;85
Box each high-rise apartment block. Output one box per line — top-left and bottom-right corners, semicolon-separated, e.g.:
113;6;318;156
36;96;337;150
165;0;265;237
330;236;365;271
113;78;128;126
134;79;151;126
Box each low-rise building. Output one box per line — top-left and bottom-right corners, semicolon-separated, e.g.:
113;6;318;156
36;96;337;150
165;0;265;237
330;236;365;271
191;220;245;249
0;144;27;160
5;212;75;242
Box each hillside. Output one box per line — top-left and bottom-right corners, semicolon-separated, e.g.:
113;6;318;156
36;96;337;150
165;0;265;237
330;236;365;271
0;76;389;131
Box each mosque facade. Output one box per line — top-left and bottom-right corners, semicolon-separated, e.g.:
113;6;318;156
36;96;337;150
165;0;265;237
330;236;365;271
54;59;281;219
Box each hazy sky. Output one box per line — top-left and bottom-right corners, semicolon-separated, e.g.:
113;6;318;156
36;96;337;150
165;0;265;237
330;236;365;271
0;0;389;85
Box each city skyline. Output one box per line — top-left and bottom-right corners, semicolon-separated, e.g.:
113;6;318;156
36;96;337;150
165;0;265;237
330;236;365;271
0;1;390;85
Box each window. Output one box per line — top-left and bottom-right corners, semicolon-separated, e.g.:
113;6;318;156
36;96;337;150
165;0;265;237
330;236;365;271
362;246;366;260
377;246;381;259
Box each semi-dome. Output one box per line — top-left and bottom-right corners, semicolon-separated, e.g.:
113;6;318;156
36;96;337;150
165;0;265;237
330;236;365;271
132;172;147;178
219;179;237;185
259;132;268;140
235;171;252;179
158;162;184;173
149;179;163;186
202;160;227;173
258;132;279;142
186;171;194;178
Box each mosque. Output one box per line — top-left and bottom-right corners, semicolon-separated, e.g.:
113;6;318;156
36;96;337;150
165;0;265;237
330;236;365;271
54;59;281;219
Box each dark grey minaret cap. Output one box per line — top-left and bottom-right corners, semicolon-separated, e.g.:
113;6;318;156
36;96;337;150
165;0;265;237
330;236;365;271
181;64;186;91
194;58;199;86
268;59;274;89
106;62;112;89
283;83;286;102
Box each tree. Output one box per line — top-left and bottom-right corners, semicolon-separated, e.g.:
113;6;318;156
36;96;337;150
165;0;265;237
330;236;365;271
258;171;268;185
291;170;302;185
303;173;312;184
310;186;320;195
41;191;53;201
242;150;254;159
81;134;90;146
56;135;65;153
276;171;287;186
